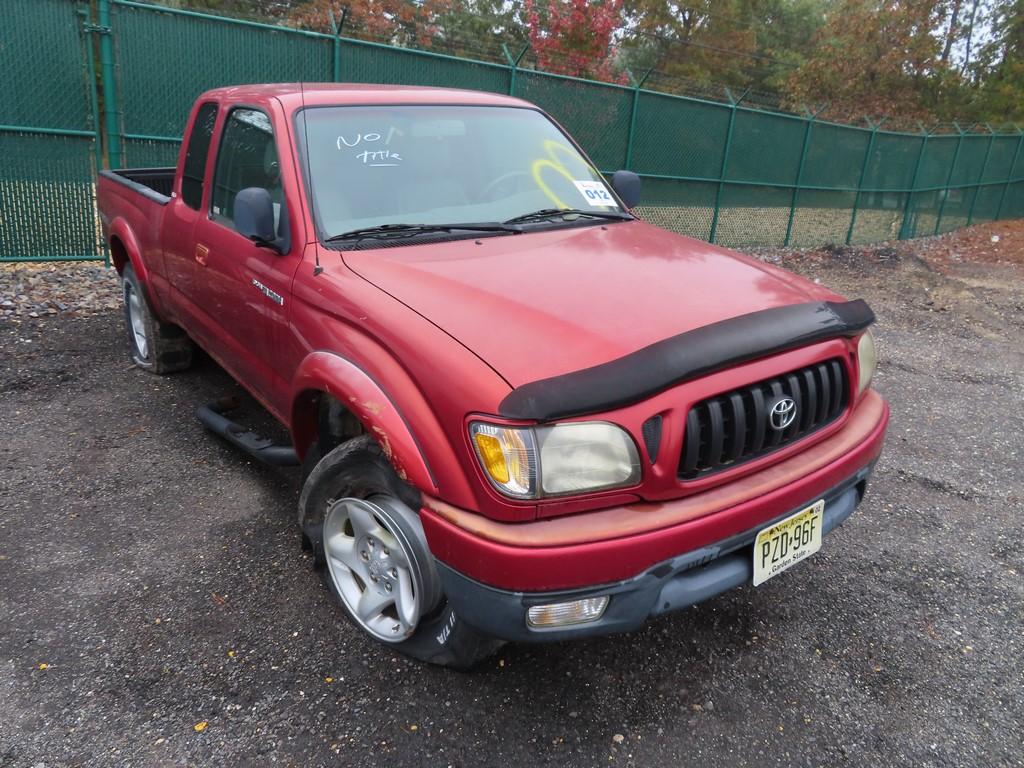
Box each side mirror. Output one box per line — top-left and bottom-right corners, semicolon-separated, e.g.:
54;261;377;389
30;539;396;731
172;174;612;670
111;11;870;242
611;170;642;209
234;187;285;252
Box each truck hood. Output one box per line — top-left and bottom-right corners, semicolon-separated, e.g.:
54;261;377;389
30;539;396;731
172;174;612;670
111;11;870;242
341;220;836;387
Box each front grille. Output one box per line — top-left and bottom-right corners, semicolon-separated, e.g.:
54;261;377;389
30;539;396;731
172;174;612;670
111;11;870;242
678;358;849;480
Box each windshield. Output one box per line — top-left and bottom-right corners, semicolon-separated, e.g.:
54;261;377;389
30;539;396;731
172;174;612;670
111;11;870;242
295;105;626;239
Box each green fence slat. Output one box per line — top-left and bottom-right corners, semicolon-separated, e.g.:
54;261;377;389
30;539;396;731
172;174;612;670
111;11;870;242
966;130;997;227
784;113;816;246
846;120;883;245
708;93;744;244
898;130;931;240
934;126;965;235
2;0;104;263
995;133;1024;220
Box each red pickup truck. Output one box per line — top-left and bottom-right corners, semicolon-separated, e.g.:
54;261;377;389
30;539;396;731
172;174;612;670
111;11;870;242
97;84;889;668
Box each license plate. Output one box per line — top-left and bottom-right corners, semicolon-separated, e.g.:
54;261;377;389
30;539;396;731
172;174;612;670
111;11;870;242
753;500;824;586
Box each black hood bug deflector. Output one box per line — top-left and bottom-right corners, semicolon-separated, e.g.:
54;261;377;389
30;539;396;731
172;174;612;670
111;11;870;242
498;299;876;421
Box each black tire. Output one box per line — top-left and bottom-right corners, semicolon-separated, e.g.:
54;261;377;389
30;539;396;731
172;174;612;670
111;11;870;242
121;264;193;374
299;435;504;669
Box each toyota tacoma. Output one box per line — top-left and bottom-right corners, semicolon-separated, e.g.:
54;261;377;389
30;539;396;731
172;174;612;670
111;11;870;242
96;84;889;668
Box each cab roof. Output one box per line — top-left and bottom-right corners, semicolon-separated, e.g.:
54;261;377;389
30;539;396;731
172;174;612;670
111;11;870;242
198;83;535;112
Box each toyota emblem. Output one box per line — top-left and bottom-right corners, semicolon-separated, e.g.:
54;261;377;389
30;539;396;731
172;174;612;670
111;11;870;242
769;396;797;431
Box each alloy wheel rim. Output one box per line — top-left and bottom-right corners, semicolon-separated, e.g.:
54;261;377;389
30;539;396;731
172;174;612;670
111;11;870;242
322;497;420;642
124;282;148;359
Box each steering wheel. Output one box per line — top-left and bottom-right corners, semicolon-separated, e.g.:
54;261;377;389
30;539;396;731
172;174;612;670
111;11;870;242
482;171;532;200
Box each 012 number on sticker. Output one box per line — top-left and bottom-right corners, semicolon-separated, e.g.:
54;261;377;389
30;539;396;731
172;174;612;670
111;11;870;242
573;180;615;207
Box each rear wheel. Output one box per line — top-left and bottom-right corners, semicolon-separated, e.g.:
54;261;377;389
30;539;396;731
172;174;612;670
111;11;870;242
121;264;193;374
299;436;504;669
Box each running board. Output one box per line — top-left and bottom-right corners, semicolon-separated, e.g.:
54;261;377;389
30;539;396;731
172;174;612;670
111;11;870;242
196;397;299;467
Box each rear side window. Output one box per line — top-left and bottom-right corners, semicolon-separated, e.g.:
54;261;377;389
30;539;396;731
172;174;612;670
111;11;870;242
180;102;218;210
210;108;284;231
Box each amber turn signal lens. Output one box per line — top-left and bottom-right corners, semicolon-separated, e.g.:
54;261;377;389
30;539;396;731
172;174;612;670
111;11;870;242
473;432;510;484
469;423;537;498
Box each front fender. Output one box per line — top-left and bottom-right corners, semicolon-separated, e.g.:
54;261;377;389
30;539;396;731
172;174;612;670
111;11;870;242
290;351;440;495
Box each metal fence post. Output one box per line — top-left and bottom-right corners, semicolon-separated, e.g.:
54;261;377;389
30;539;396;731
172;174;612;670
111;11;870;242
933;122;965;235
328;9;346;81
784;104;826;247
502;43;528;97
78;8;104;175
79;5;109;266
994;127;1024;221
966;124;996;227
96;0;121;169
624;68;653;170
708;88;747;245
898;124;933;240
846;117;886;245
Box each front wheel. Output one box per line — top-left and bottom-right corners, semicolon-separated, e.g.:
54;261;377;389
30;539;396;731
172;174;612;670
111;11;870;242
299;436;503;669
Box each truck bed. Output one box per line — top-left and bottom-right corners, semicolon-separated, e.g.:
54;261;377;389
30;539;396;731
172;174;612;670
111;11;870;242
99;167;175;204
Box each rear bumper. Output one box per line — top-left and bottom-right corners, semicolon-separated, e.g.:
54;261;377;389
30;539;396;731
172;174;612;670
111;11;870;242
438;463;873;643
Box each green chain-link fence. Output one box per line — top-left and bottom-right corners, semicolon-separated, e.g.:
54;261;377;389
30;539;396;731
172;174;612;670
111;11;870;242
1;0;104;261
3;0;1023;263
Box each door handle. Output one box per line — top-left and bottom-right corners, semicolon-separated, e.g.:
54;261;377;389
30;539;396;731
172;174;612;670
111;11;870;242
195;244;209;266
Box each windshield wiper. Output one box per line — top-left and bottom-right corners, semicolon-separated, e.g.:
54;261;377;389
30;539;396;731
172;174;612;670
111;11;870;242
503;208;633;225
324;222;518;244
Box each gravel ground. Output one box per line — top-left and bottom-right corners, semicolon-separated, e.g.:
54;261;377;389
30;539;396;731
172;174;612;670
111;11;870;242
1;222;1022;767
0;263;119;320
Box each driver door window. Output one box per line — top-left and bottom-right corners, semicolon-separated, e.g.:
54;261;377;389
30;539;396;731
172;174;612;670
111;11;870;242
211;108;285;237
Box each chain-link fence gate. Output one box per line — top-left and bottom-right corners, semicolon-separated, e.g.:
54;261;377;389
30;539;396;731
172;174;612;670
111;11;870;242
3;0;1024;263
1;0;104;262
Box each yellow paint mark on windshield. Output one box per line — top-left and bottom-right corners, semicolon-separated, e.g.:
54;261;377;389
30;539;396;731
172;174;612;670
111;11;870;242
530;140;597;209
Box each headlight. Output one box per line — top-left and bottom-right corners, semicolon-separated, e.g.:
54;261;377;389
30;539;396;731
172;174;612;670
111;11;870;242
470;421;641;499
857;330;877;394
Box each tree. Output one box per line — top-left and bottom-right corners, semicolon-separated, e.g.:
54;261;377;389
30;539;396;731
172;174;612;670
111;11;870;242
620;0;757;88
428;0;529;60
156;0;299;20
616;0;833;102
287;0;455;47
743;0;834;93
286;0;525;60
784;0;952;122
968;0;1024;121
523;0;627;82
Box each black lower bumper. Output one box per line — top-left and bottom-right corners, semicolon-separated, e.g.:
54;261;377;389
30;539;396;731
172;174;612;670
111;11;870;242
437;463;874;643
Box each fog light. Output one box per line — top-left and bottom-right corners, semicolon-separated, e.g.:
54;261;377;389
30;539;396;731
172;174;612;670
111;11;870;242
526;596;609;628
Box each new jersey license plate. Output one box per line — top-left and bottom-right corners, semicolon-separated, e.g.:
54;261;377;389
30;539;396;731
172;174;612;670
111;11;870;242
753;499;824;586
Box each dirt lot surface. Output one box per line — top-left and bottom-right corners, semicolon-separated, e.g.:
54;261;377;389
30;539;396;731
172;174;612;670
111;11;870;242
1;222;1022;767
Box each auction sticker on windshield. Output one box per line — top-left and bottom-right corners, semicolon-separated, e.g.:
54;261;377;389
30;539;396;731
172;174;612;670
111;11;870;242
573;180;615;207
753;499;824;586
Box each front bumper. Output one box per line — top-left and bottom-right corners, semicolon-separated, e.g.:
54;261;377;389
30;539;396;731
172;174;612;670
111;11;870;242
438;463;873;642
421;391;888;591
